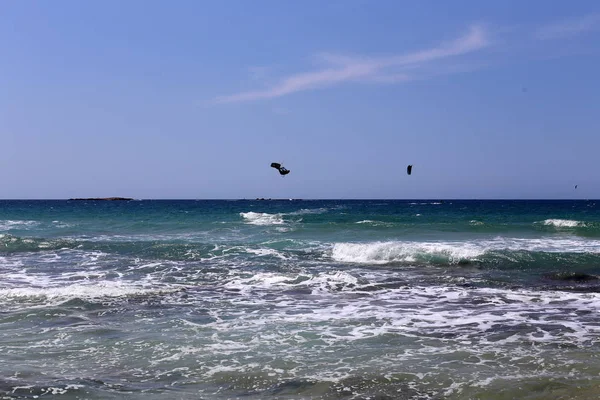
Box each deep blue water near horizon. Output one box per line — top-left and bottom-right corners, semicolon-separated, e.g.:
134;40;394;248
1;199;600;399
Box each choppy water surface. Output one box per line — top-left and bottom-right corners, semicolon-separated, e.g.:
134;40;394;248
1;200;600;399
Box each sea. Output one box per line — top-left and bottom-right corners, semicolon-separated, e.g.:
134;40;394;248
1;199;600;399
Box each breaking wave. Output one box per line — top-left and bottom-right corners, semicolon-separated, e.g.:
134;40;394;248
240;208;328;225
331;237;600;265
240;212;285;225
332;241;484;264
539;219;584;228
0;220;40;231
0;280;184;310
287;208;329;216
355;220;393;227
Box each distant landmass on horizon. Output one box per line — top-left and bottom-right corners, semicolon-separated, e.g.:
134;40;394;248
68;197;133;201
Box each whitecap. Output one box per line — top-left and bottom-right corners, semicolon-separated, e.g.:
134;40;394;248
332;241;484;264
0;280;179;304
355;220;393;227
240;212;285;225
539;219;584;228
0;220;40;231
287;208;328;216
331;237;600;264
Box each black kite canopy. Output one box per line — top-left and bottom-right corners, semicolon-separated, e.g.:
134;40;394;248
271;163;290;176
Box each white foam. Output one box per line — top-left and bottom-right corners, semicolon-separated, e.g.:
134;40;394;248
0;280;179;305
0;220;40;231
306;271;360;294
331;237;600;264
220;270;362;298
288;208;328;215
240;212;285;225
355;220;393;227
540;219;584;228
223;272;310;292
244;248;290;260
0;256;25;269
200;277;600;351
331;241;485;264
51;220;73;228
6;264;591;393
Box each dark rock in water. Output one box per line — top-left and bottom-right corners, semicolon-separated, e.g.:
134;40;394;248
545;272;599;282
68;197;133;201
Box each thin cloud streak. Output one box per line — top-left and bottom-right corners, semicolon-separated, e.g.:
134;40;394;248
536;13;600;40
215;25;488;103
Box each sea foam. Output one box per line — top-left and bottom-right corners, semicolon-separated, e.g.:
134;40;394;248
240;212;285;225
0;281;175;303
540;219;584;228
331;237;600;264
0;220;40;231
332;241;484;264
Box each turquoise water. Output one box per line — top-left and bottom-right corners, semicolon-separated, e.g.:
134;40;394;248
1;200;600;399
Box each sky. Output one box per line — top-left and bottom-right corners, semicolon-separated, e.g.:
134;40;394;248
1;0;599;199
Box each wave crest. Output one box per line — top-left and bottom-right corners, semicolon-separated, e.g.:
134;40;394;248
356;220;393;227
331;237;600;265
240;212;285;225
0;220;40;231
540;219;584;228
288;208;328;216
0;281;182;308
332;241;483;264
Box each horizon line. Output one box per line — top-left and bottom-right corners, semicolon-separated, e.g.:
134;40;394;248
0;198;595;201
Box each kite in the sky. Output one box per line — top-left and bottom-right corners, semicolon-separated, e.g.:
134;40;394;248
271;162;290;176
407;165;413;175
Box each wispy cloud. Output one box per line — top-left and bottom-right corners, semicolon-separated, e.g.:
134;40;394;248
536;13;600;40
214;25;489;103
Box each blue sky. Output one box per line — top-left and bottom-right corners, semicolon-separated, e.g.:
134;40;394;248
1;0;599;199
